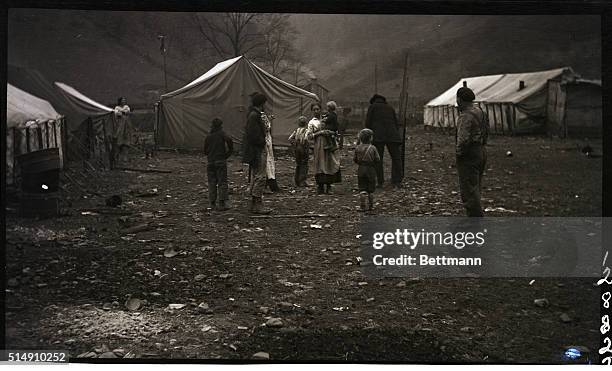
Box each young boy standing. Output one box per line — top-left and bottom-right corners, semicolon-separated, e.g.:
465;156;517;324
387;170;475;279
288;116;310;187
354;128;380;212
204;118;234;211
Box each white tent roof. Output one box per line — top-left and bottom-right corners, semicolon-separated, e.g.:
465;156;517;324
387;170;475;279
7;83;61;128
426;67;574;106
162;55;318;100
54;82;113;112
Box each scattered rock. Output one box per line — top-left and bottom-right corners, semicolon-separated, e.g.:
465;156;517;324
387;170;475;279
396;281;406;287
63;338;76;345
94;344;110;353
163;248;178;258
259;306;270;314
194;274;206;281
252;352;270;360
218;273;232;279
533;298;549;308
265;318;284;328
168;303;186;310
112;349;125;357
197;302;213;314
102;302;112;311
125;298;142;311
278;302;294;312
560;313;572;323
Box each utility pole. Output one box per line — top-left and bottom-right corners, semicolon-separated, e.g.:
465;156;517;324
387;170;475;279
158;35;168;92
399;53;410;180
374;63;378;93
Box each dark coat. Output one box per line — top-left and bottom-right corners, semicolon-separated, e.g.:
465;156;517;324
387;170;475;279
204;128;233;163
242;107;266;166
365;101;402;143
323;111;339;132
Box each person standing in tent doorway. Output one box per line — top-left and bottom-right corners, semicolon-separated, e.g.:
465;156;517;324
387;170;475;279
243;92;273;214
204;118;233;211
365;94;403;189
113;97;133;166
455;86;488;217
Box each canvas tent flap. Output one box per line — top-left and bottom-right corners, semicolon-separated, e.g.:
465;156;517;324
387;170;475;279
6;83;65;186
158;56;319;148
8;65;112;131
54;82;114;113
7;83;61;128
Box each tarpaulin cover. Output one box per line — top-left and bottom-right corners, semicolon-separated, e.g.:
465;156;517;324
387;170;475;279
158;56;319;148
8;65;112;131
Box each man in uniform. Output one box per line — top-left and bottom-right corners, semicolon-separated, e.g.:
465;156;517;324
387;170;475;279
455;87;488;217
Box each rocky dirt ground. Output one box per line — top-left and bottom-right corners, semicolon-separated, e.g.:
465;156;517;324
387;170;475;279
5;127;603;363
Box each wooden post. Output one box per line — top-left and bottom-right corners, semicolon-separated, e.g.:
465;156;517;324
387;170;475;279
26;127;31;152
45;121;50;148
53;121;58;148
37;126;43;150
492;104;499;134
500;104;506;135
511;105;517;135
484;105;491;134
398;53;410;180
12;128;17;185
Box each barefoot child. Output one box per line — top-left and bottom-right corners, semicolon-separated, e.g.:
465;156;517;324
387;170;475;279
288;116;310;187
204;118;233;211
354;128;380;211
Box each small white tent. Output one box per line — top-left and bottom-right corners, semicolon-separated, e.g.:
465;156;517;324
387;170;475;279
6;83;64;185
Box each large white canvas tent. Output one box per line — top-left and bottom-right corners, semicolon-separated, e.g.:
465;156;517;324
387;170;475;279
424;67;602;137
6;83;64;185
157;56;319;149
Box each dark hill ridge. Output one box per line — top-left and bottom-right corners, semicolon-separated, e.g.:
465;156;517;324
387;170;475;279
8;11;600;107
291;15;601;103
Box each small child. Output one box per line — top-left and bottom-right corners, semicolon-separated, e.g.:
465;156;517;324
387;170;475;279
321;101;339;151
354;128;380;212
203;118;234;211
288;116;310;187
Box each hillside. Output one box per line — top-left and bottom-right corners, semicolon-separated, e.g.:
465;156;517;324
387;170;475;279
292;15;601;103
8;11;601;107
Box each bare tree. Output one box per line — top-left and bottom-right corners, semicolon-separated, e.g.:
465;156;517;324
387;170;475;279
193;12;263;58
257;14;299;77
193;12;303;81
